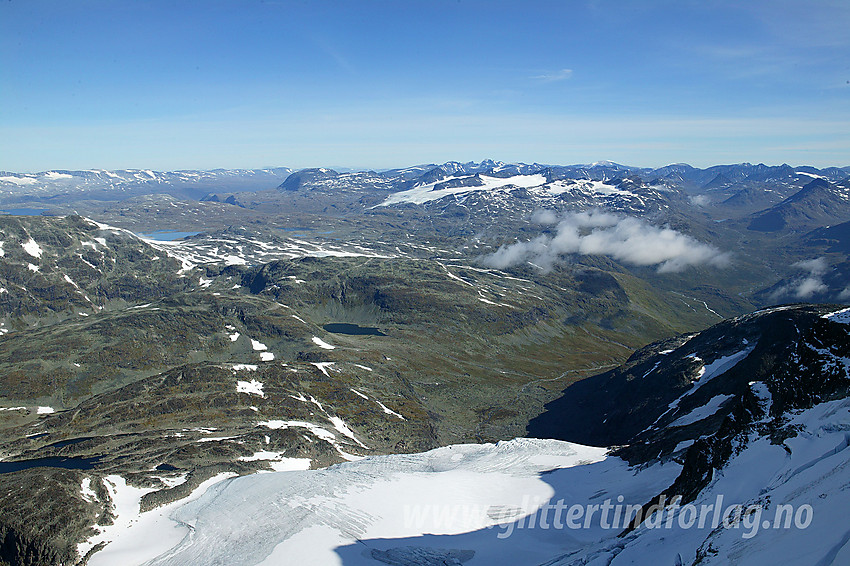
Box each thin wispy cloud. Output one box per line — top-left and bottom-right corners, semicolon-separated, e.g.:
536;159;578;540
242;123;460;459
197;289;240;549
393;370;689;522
312;36;357;75
531;69;573;83
693;43;808;81
747;0;850;49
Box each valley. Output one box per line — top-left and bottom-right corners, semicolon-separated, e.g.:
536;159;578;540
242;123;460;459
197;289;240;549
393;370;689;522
0;160;847;565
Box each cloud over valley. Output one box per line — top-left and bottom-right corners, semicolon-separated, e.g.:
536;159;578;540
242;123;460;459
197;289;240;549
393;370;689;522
482;210;731;273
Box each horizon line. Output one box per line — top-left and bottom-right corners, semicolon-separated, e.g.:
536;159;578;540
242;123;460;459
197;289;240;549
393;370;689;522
2;160;849;176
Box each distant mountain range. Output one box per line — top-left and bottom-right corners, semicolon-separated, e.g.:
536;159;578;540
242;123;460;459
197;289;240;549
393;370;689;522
0;168;294;202
2;160;847;199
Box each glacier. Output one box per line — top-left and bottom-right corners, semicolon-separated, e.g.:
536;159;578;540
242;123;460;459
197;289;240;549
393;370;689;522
83;392;850;565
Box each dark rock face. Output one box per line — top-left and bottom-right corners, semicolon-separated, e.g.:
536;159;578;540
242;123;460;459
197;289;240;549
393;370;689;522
415;167;450;186
430;175;485;192
748;178;850;232
529;303;850;512
530;304;850;449
223;195;244;208
0;468;98;566
0;524;66;566
746;209;786;232
201;194;245;207
277;168;339;191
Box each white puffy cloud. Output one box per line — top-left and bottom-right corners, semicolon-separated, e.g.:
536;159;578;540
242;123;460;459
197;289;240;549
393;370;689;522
690;195;711;207
795;278;828;298
483;210;730;273
770;257;830;300
531;209;559;225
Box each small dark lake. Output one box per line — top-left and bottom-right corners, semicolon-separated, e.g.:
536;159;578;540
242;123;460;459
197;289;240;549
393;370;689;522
323;323;387;336
0;456;102;474
46;436;94;449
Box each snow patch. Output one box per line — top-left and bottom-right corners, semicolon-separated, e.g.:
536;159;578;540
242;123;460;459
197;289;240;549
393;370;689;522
80;478;97;502
44;171;73;179
310;362;335;377
311;336;336;350
196;436;239;443
823;307;850;324
375;399;405;420
328;416;368;448
21;238;42;258
0;176;37;185
350;388;369;400
670;394;735;427
236;379;265;397
750;381;773;419
683;345;756;399
237;451;311;472
257;420;337;442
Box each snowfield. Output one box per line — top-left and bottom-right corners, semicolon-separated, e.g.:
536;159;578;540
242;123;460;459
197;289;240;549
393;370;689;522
84;473;238;565
105;438;632;566
78;390;850;566
377;174;548;206
374;173;655;209
76;438;722;566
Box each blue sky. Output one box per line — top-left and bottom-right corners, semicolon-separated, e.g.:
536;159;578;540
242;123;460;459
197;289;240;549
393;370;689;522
1;0;848;171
